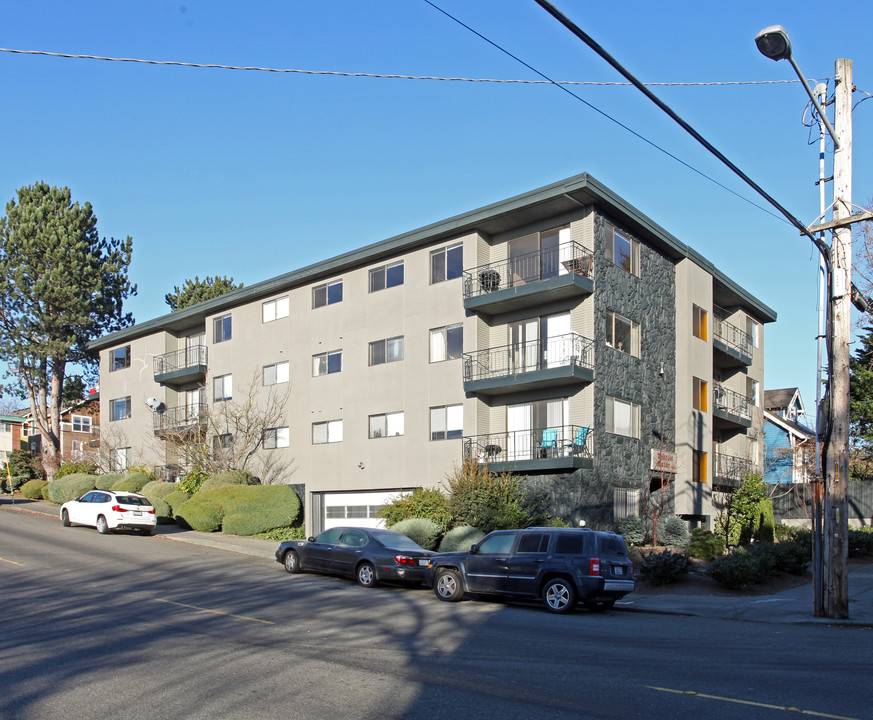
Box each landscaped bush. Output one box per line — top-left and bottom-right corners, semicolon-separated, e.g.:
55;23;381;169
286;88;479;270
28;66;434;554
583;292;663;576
41;483;52;501
768;540;811;575
377;487;452;531
3;475;30;493
140;481;178;523
220;485;301;536
849;527;873;557
707;550;768;590
200;470;259;493
175;499;224;532
774;523;795;541
165;489;192;514
390;517;442;550
21;479;49;499
618;515;646;547
685;528;725;561
639;550;692;585
47;473;96;504
438;525;484;552
109;472;152;493
658;515;690;548
56;461;98;480
178;468;208;494
95;473;125;490
255;526;306;542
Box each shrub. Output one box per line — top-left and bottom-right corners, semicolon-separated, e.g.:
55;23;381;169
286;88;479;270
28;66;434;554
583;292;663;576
8;449;41;480
438;525;485;552
47;473;96;504
769;540;811;575
110;472;152;493
56;461;98;479
756;499;775;544
140;481;178;523
95;473;125;490
640;550;692;585
200;470;259;493
220;485;301;536
390;517;442;550
658;515;690;548
256;526;306;542
178;468;208;494
618;515;646;546
848;527;873;557
125;464;156;482
3;475;30;493
377;487;451;531
165;490;192;514
774;523;795;541
175;499;224;532
707;550;768;590
41;483;52;501
685;528;725;561
21;479;49;499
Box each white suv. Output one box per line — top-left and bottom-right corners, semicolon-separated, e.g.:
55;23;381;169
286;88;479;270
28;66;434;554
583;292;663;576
61;490;157;535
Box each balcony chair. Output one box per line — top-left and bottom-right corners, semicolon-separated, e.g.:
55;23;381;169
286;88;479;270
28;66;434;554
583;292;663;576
564;426;589;456
537;428;558;458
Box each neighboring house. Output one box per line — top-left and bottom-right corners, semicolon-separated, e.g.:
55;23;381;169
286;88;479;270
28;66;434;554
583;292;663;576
15;391;101;466
89;173;775;536
764;387;814;484
0;414;25;470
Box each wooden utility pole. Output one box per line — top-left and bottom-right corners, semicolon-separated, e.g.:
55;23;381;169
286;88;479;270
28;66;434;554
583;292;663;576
823;58;853;619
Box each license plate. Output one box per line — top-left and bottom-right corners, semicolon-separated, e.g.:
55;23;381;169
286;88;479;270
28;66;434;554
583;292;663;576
614;566;624;575
132;511;142;516
418;559;430;566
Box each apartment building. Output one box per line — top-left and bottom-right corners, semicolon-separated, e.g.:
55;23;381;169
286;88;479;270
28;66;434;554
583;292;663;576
90;173;775;535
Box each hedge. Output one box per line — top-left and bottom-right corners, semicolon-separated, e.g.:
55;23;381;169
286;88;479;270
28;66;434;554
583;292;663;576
199;470;258;493
47;473;97;504
175;500;224;532
175;484;300;536
165;490;192;513
95;473;125;490
109;472;152;493
140;481;178;523
21;479;49;500
389;517;442;550
438;525;485;552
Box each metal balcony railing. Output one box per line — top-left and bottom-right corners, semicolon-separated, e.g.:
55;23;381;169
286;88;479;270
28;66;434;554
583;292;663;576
463;424;591;464
463;332;594;383
713;452;752;483
153;345;207;378
713;309;753;359
463;242;594;300
713;384;753;422
153;403;207;434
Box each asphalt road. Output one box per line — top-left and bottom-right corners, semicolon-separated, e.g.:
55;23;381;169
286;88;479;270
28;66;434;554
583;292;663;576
2;509;870;720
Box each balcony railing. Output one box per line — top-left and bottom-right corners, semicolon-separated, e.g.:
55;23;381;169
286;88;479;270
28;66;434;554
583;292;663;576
713;311;753;361
153;345;208;381
463;242;594;300
153;403;207;435
713;452;752;483
463;332;594;383
713;384;753;423
154;465;186;482
463;424;591;465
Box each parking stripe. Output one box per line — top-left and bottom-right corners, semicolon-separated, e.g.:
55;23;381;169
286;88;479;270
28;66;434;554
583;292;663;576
153;598;275;625
648;686;860;720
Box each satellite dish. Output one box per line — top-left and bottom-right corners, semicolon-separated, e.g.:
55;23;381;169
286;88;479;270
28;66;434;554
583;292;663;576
145;397;164;412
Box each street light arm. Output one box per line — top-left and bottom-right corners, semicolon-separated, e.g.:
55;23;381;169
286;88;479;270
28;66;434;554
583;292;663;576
786;56;840;148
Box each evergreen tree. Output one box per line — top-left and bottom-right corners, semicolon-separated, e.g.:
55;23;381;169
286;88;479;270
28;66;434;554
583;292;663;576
165;275;242;311
0;183;135;478
850;326;873;478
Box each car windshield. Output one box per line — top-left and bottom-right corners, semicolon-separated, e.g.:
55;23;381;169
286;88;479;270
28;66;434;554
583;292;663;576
371;531;425;551
114;495;149;506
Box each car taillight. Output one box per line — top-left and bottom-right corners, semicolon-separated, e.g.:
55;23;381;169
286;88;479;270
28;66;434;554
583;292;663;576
394;554;416;565
589;558;601;576
147;509;155;514
111;505;128;513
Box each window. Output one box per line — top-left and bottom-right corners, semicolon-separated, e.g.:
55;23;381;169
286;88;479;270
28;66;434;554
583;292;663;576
110;397;131;422
72;415;92;433
430;404;463;441
71;440;84;460
369;336;404;366
477;532;516;554
693;449;708;483
517;533;549;553
369;412;404;438
430;324;463;362
748;378;760;407
213;433;233;454
111;447;129;472
605;311;640;357
430;242;463;284
369;261;404;292
693;377;708;412
326;505;382;520
0;423;11;433
605;396;640;438
613;488;640;523
313;420;343;444
313;350;342;376
109;345;130;371
747;316;759;348
312;280;343;308
264;426;290;449
605;225;640;275
693;304;708;341
214;314;232;343
213;374;232;402
263;296;289;323
263;361;290;386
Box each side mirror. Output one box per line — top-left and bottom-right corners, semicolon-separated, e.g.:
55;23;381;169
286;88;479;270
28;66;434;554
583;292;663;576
469;543;479;555
307;537;316;543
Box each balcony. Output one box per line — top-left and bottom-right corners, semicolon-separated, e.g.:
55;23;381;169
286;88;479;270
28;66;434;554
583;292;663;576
154;346;208;386
463;242;594;315
713;311;753;367
463;424;593;473
713;452;752;487
153;403;207;437
713;384;753;428
463;333;594;396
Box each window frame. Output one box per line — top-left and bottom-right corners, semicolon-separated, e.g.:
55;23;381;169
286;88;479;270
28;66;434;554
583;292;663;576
369;411;405;439
213;374;233;402
312;280;343;308
263;360;290;386
109;345;131;372
313;350;342;376
693;377;708;412
71;415;92;433
605;224;640;276
430;404;463;441
110;397;131;422
369;261;404;293
213;314;232;343
430;242;463;284
605;310;640;357
430;323;464;362
693;304;708;341
369;336;404;366
605;396;640;438
262;296;290;323
312;419;343;444
263;426;290;449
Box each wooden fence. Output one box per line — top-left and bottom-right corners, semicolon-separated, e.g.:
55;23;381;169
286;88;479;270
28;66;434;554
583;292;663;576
771;480;873;526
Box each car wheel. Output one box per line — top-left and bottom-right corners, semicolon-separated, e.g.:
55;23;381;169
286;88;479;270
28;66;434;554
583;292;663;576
583;599;615;612
140;527;154;536
96;515;110;535
356;562;377;587
283;550;301;574
61;509;71;527
543;578;576;614
434;569;464;602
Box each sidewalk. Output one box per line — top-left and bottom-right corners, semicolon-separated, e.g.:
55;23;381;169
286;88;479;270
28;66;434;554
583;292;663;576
3;495;872;626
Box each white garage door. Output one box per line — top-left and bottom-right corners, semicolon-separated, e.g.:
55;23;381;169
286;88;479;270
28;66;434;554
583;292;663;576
322;490;401;530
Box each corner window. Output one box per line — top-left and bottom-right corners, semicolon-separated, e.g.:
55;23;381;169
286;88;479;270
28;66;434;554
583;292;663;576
263;296;289;323
313;350;342;376
430;242;463;284
263;361;290;386
693;377;708;412
605;311;640;357
110;397;131;422
264;426;290;449
109;345;130;371
313;280;343;308
605;396;640;438
313;419;343;444
430;404;463;441
369;412;404;439
605;225;639;276
693;304;708;341
369;261;404;292
72;415;92;433
369;336;404;366
213;374;232;402
430;324;463;362
214;314;232;343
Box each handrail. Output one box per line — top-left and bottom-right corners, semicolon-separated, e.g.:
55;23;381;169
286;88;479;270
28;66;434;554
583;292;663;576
463;332;594;382
154;345;207;376
463;424;591;463
713;383;753;421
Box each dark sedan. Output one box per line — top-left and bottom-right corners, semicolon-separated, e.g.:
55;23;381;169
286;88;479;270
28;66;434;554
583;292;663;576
275;526;434;587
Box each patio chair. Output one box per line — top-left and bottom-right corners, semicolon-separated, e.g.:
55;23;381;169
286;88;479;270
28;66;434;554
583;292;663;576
564;426;589;456
537;428;558;458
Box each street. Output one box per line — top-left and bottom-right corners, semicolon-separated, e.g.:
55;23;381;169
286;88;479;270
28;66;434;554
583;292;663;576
1;508;870;720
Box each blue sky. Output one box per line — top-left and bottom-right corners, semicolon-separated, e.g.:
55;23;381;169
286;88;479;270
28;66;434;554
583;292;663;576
2;0;871;420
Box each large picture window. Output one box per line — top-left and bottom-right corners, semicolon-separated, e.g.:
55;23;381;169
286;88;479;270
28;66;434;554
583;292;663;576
430;242;463;284
430;324;463;362
430;404;463;441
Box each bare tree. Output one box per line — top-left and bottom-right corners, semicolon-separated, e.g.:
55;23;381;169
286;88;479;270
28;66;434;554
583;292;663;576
851;199;873;327
644;434;676;546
